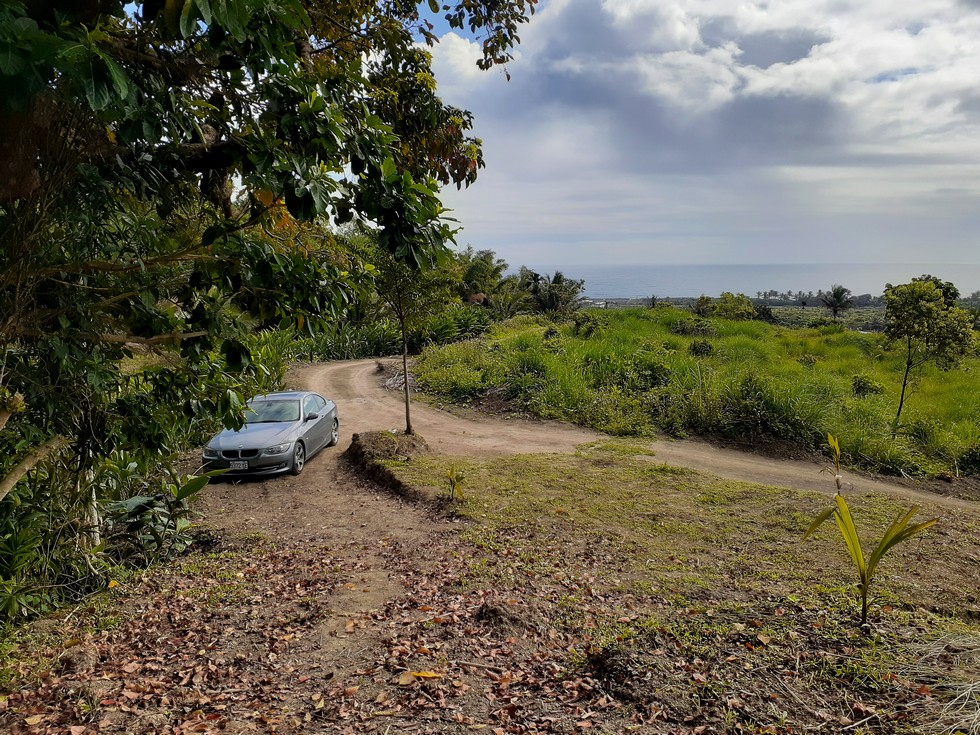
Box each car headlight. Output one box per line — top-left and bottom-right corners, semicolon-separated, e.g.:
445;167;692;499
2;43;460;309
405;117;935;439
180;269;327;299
203;447;219;459
263;443;291;456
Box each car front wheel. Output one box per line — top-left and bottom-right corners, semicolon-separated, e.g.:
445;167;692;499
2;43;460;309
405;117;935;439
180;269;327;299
327;418;339;447
290;442;306;475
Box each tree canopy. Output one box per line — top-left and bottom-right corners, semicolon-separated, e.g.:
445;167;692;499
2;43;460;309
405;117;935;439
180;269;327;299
820;284;854;320
884;276;975;430
0;0;534;450
0;0;536;616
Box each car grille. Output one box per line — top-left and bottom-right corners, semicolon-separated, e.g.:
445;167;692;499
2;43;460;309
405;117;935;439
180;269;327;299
221;449;259;459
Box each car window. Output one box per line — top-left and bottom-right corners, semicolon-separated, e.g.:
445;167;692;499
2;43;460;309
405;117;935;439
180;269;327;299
303;395;318;416
312;395;326;411
246;400;300;423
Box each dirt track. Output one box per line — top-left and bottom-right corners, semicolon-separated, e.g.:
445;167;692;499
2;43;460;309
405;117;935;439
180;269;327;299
291;358;976;511
10;360;977;735
199;356;975;637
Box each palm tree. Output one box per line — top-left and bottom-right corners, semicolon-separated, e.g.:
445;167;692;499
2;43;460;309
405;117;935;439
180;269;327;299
524;270;585;315
456;246;508;302
820;284;854;320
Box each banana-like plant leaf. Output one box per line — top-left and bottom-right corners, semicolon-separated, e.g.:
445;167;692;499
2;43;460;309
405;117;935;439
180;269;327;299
803;505;836;541
832;494;866;582
867;510;937;578
174;474;209;501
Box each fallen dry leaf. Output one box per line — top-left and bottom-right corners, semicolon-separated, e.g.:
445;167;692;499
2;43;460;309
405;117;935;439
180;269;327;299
410;671;443;679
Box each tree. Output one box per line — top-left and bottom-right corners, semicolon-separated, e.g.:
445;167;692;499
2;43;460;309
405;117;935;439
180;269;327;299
884;276;975;431
820;285;854;320
0;0;534;614
357;233;456;435
524;269;585;316
455;246;509;303
488;275;531;319
713;292;755;320
0;0;532;482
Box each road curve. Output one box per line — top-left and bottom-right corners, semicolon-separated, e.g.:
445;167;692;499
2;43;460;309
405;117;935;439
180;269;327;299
295;359;977;512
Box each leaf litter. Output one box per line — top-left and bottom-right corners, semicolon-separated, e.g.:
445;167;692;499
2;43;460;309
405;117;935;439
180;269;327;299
1;473;973;734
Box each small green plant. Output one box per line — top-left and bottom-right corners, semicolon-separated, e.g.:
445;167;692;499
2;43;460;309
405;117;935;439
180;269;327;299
446;465;466;501
803;434;938;625
104;473;215;563
670;317;714;336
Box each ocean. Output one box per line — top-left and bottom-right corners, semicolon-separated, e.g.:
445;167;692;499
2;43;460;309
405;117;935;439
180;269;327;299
523;263;980;300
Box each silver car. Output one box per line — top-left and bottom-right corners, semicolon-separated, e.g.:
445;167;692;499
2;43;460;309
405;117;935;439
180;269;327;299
202;391;339;477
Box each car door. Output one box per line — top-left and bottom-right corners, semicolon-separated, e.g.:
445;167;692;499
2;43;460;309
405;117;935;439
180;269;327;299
311;394;331;450
303;394;329;452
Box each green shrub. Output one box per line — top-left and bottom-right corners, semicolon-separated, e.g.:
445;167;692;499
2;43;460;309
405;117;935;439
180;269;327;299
812;318;846;334
415;341;498;401
632;352;671;390
579;385;652;436
688;339;713;357
670;317;715;336
958;444;980;475
713;292;756;320
719;374;821;445
646;390;688;436
307;322;400;360
572;312;605;337
691;295;713;317
754;303;776;323
851;374;885;397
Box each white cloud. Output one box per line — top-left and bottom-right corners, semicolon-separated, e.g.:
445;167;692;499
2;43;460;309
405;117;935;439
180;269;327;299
635;44;742;114
429;0;980;269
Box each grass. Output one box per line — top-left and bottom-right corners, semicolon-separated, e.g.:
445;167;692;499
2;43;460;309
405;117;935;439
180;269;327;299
390;445;979;616
384;442;980;732
414;307;980;477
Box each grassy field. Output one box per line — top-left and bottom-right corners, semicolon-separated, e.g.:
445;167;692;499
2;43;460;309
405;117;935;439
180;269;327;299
414;308;980;478
387;441;980;733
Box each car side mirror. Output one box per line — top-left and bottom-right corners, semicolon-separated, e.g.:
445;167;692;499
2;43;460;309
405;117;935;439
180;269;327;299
305;412;318;422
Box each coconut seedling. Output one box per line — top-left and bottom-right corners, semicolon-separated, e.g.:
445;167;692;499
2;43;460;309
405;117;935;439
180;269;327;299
804;434;938;625
446;465;466;501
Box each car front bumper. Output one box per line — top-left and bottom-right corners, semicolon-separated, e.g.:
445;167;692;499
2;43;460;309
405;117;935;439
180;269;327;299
202;455;292;477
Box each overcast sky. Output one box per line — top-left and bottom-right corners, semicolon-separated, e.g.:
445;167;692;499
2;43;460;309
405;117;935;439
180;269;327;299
427;0;980;268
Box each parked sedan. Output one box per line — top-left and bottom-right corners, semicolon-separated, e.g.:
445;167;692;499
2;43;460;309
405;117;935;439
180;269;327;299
202;391;339;477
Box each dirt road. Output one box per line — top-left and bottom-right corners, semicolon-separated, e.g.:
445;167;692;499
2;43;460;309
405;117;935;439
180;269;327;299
201;356;974;639
11;360;976;735
288;358;976;511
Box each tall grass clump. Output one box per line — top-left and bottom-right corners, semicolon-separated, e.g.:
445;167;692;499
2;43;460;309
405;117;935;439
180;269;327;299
415;340;504;401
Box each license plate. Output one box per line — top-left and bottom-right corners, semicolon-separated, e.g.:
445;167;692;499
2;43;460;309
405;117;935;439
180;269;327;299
229;460;248;470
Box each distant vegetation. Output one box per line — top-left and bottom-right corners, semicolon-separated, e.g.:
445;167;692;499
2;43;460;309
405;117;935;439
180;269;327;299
415;304;980;478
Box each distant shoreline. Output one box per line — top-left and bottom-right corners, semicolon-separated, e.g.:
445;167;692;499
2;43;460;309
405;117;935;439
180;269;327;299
516;263;980;301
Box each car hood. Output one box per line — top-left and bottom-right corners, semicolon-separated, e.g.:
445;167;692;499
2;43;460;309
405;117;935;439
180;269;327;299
208;422;299;450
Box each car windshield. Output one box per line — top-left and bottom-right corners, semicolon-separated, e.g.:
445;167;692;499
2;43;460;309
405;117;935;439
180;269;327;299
245;400;300;423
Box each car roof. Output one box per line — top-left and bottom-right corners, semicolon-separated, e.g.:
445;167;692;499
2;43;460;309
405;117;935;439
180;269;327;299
249;391;313;402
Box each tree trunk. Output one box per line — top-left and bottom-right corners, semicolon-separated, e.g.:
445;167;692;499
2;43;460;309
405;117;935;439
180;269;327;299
81;470;101;548
0;435;68;504
400;317;413;435
893;338;914;436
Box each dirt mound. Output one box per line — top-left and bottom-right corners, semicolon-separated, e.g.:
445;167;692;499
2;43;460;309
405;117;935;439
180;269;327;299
342;430;430;500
